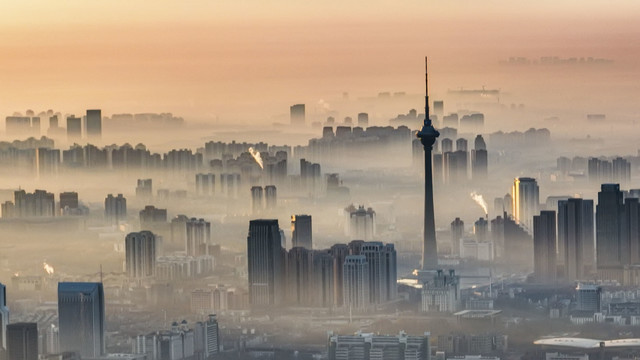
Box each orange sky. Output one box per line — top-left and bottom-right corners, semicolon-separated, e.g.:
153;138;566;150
0;0;639;122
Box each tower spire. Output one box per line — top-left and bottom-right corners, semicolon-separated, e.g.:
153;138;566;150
425;56;430;125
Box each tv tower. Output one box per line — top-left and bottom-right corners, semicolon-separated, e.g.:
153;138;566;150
416;56;440;270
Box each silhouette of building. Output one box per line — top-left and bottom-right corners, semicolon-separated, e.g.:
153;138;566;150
6;323;37;360
59;192;79;215
291;215;312;249
343;255;370;310
251;186;263;213
312;250;335;308
186;218;211;256
596;184;625;273
86;109;101;140
2;189;55;218
558;198;594;280
125;231;157;279
265;185;277;209
0;283;8;353
139;206;167;230
471;135;488;180
361;242;397;304
66;116;82;141
58;282;105;357
290;104;305;126
357;113;369;127
512;177;539;231
195;314;219;358
533;211;557;283
286;247;313;306
105;194;126;224
346;205;376;241
247;220;285;307
195;173;215;196
576;283;601;312
450;218;464;256
136;179;153;199
330;244;350;307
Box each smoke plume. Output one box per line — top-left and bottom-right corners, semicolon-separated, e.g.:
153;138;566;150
470;191;488;215
248;147;264;169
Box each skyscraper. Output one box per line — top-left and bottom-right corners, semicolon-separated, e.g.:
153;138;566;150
312;250;335;307
105;193;127;224
558;198;594;280
58;282;105;357
265;185;277;209
0;283;8;352
291;214;312;249
596;184;625;270
251;186;263;213
86;109;102;139
286;247;313;306
512;177;539;231
533;211;557;283
6;323;37;360
290;104;305;126
472;135;488;180
347;205;376;241
416;57;440;270
450;218;464;256
66;116;82;141
125;231;157;279
343;255;370;310
360;242;397;304
247;220;285;307
186;218;211;256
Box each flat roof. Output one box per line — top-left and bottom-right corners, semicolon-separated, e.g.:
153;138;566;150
534;338;640;349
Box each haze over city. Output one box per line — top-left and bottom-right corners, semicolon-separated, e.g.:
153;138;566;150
1;1;640;360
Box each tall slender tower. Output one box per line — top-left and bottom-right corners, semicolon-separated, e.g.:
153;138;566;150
417;57;440;270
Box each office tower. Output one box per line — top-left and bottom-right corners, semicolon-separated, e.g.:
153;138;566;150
247;220;285;307
558;198;594;280
422;270;460;312
576;283;601;312
0;283;7;352
291;215;312;249
360;242;397;304
347;205;376;240
472;135;488;180
417;58;440;270
290;104;305;126
6;323;37;360
136;179;153;199
312;250;335;307
533;211;557;283
286;247;313;305
186;218;211;256
330;244;350;307
450;218;464;256
596;184;625;271
195;173;215;196
357;113;369;127
125;231;157;279
343;255;370;310
58;282;105;357
105;194;127;224
265;185;277;209
512;177;539;231
66;116;82;141
59;192;79;213
86;109;102;139
251;186;263;213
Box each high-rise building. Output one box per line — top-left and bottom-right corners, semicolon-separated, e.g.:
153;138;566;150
312;250;335;307
6;323;37;360
474;217;489;242
251;186;263;213
472;135;488;180
195;173;215;196
596;184;625;270
290;104;305;126
125;231;157;279
558;198;594;280
4;190;56;218
422;270;460;313
58;282;105;357
357;113;369;127
105;194;127;224
265;185;277;209
195;314;219;358
247;220;285;307
139;206;167;230
186;218;211;256
286;247;313;306
330;244;350;307
136;179;153;199
343;255;370;310
66;116;82;141
450;218;464;256
59;192;79;214
533;211;557;283
347;205;376;241
291;215;312;249
86;109;102;139
416;57;440;270
361;242;397;304
0;283;8;352
512;177;539;231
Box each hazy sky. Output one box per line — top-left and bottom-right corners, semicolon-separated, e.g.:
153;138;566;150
1;0;639;122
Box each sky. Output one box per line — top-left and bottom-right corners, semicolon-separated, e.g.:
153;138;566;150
0;0;639;122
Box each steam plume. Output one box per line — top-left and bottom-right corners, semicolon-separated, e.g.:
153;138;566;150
470;191;488;215
43;262;54;275
248;147;264;169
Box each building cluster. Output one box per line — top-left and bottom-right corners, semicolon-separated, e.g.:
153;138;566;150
247;219;397;310
557;155;634;183
327;331;430;360
414;134;488;184
0;190;87;219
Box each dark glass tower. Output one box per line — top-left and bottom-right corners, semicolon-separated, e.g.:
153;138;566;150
57;282;105;357
417;57;440;270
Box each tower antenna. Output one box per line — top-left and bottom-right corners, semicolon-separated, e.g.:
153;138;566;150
100;264;103;284
425;56;430;124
